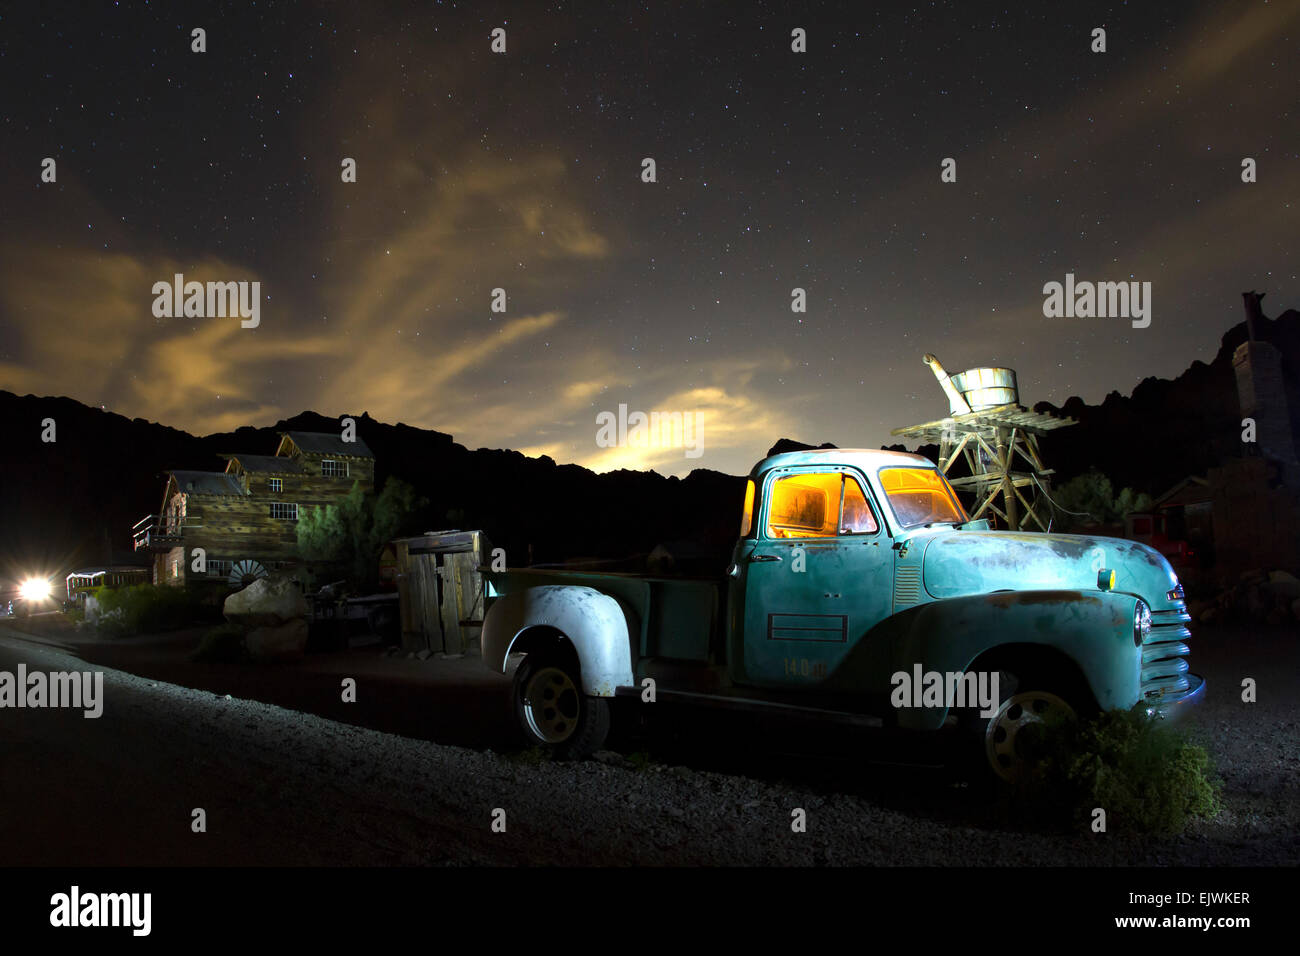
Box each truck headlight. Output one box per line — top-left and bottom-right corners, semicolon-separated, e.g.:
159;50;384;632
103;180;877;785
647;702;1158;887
1133;599;1151;646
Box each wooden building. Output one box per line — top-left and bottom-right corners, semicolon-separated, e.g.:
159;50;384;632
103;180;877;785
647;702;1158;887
134;430;375;587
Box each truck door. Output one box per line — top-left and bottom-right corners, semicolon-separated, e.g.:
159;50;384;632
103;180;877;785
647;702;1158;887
736;467;892;689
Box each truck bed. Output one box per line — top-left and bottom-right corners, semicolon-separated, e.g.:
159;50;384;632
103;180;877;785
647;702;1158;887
486;566;723;662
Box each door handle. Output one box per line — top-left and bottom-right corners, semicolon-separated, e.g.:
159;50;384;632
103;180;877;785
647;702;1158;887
750;553;782;562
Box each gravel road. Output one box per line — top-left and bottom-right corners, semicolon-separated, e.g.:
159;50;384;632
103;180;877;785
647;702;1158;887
1;622;1295;866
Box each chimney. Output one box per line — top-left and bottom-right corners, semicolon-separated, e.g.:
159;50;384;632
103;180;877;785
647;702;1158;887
1242;290;1265;342
1233;291;1298;483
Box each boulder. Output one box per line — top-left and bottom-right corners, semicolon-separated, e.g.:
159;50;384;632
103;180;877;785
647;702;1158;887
245;619;309;662
223;576;308;627
1264;571;1300;603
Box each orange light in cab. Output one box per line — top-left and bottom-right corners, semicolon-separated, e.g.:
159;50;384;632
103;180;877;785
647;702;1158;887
739;479;755;536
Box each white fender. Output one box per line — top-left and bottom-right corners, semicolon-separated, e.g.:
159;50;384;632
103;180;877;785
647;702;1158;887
482;585;635;697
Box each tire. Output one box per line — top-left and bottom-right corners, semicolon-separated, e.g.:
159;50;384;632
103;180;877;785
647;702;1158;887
952;668;1083;791
512;646;610;760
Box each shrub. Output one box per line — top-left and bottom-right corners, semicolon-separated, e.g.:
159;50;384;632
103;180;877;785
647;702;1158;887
92;584;213;636
1017;704;1222;835
192;622;248;663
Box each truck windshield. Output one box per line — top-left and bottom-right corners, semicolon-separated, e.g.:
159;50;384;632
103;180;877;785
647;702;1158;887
878;467;967;529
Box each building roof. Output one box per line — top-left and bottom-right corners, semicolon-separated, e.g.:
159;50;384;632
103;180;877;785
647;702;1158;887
168;470;248;496
280;430;374;458
223;453;309;474
752;447;933;477
1154;475;1212;508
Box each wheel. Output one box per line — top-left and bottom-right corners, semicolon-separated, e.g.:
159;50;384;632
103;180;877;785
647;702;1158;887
512;647;610;760
983;689;1076;784
952;669;1082;789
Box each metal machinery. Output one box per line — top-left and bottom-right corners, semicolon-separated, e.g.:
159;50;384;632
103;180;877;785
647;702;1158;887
890;354;1076;531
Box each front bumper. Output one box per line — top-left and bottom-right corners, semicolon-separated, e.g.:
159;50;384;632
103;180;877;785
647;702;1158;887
1146;672;1205;721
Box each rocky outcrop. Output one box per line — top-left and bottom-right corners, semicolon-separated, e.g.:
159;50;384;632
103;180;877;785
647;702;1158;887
245;619;310;662
223;577;308;628
223;577;309;661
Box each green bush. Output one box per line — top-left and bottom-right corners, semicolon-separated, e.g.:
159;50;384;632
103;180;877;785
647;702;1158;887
92;584;212;636
1017;705;1222;835
192;622;248;663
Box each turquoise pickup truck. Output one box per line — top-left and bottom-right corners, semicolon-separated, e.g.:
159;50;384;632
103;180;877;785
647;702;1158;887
482;448;1203;782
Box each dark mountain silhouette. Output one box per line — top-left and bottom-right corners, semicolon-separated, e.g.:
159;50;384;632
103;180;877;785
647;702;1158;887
1032;307;1300;496
1;305;1296;585
0;396;746;584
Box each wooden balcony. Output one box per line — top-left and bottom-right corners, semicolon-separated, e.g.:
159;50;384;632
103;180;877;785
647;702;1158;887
132;515;183;552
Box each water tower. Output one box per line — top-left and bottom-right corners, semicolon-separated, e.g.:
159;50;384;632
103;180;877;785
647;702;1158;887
890;354;1075;531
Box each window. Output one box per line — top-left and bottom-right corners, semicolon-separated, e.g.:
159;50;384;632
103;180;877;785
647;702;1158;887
321;459;347;478
270;502;299;520
269;478;283;493
739;479;756;537
839;476;879;534
766;472;878;539
207;559;232;579
878;467;966;529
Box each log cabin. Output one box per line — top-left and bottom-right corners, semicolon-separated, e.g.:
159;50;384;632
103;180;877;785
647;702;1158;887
134;431;375;587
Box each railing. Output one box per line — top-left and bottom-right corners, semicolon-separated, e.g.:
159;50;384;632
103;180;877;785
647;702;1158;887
132;514;182;552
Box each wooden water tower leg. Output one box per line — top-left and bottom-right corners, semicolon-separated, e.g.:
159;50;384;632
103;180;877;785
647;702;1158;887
997;427;1019;530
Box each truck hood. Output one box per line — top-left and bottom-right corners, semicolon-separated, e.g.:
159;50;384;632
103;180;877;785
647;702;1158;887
920;529;1179;605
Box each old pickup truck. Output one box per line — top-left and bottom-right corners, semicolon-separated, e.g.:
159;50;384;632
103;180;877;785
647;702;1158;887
482;448;1204;782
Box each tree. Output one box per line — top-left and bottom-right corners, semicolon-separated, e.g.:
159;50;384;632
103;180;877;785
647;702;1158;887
1048;470;1153;531
297;478;427;588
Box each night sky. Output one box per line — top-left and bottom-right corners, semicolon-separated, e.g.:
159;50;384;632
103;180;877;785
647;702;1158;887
0;1;1296;477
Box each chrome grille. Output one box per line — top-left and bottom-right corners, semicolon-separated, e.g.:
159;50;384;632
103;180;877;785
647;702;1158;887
1141;602;1193;699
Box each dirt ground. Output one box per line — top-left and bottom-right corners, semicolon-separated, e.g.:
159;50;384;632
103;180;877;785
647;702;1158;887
0;613;1295;865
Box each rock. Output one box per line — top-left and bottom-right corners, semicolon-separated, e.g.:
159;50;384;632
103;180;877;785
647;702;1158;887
245;618;309;661
224;577;308;627
1264;572;1300;602
415;649;432;660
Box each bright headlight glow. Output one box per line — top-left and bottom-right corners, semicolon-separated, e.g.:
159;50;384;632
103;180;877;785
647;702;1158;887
1133;599;1151;646
19;578;52;602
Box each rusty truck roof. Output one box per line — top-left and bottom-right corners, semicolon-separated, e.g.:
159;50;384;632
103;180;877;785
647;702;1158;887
751;447;934;477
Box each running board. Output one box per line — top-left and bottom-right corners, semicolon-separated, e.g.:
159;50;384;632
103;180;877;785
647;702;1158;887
616;685;885;727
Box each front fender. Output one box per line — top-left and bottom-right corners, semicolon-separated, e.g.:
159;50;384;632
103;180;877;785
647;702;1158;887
481;585;635;697
835;589;1142;730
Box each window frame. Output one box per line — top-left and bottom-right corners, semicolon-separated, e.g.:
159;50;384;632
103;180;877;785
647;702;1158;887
269;502;299;521
320;459;348;478
268;477;283;493
761;467;883;541
875;465;968;530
